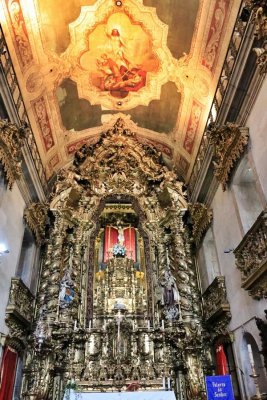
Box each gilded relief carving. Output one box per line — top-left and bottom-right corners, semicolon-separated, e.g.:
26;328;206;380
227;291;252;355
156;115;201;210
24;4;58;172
0;119;26;189
24;202;49;245
21;119;209;399
208;123;249;190
188;203;213;247
5;277;35;351
234;208;267;299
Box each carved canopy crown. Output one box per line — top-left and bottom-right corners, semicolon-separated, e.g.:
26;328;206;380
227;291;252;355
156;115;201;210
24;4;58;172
208;123;249;190
23;202;49;245
51;118;187;211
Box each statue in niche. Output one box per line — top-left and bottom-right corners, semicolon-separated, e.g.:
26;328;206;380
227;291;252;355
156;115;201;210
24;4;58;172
59;270;75;308
161;269;180;307
59;248;75;308
160;269;180;320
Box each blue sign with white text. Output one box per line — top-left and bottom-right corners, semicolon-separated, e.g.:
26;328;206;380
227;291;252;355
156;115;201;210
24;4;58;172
206;375;235;400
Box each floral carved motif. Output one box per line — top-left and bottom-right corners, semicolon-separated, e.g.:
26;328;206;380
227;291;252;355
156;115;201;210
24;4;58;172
5;0;34;71
234;208;267;299
0;119;26;189
5;277;35;349
202;0;229;73
245;0;267;39
247;1;267;74
24;202;49;245
183;100;203;154
253;41;267;75
188;202;213;247
208;123;249;190
202;276;231;339
32;96;55;152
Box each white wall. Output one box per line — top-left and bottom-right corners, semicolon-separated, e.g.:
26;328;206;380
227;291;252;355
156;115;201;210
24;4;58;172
0;183;25;335
198;77;267;398
247;77;267;202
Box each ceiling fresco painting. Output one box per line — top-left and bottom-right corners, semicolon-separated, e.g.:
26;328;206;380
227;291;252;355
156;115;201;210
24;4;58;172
57;79;180;134
0;0;241;180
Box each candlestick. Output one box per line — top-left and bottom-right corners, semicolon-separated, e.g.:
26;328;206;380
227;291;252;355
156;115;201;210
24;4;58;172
161;320;165;330
162;376;166;390
74;320;77;331
247;344;254;367
167;377;171;390
56;298;60;321
147;320;150;330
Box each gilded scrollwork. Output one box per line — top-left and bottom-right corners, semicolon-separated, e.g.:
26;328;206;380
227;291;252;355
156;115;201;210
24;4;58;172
5;277;35;351
188;203;213;247
202;276;231;340
0;119;26;189
22;118;209;399
234;208;267;299
253;40;267;74
24;202;49;245
208;123;249;190
245;1;267;39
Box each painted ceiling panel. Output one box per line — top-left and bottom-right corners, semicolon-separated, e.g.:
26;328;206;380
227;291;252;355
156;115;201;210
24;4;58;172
0;0;241;180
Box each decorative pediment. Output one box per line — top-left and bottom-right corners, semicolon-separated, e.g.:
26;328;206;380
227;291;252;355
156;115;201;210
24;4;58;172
234;208;267;299
188;202;213;247
0;120;26;189
24;202;49;245
208;124;249;190
51;118;187;211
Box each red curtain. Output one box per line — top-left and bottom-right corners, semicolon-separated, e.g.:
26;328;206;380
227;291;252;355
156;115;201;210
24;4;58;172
124;227;136;262
216;344;228;375
104;226;118;261
0;346;18;400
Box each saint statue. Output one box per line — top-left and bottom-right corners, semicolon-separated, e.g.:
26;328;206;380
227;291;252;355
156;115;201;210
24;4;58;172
161;269;180;307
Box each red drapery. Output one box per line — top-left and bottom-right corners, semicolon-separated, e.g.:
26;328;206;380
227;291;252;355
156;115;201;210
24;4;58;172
103;226;136;262
124;227;136;262
215;344;228;375
104;226;118;261
0;346;18;400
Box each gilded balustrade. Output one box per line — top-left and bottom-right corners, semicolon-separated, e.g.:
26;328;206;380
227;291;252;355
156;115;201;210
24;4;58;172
5;277;35;350
234;208;267;299
202;276;231;337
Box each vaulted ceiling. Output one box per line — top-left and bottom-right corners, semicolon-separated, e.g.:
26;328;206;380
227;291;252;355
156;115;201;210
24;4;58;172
0;0;241;181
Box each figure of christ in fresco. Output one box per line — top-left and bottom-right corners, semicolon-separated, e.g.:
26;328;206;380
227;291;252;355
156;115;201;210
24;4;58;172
79;12;159;99
96;29;146;96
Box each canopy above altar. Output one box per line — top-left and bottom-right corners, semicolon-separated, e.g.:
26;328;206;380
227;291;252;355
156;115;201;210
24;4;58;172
64;390;176;400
